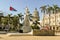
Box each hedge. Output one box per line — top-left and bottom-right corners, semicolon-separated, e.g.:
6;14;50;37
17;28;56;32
33;29;55;36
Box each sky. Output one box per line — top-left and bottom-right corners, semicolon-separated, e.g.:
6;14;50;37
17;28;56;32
0;0;60;20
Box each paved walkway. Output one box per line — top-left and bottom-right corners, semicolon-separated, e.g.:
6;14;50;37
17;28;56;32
0;34;60;40
0;32;60;40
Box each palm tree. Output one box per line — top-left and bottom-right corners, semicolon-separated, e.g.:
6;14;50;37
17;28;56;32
17;13;24;30
31;21;40;29
53;5;59;27
29;14;33;21
57;7;60;13
7;14;12;25
40;5;47;27
47;5;53;27
17;13;23;23
1;17;8;30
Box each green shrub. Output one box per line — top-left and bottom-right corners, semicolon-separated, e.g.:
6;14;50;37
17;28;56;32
33;29;55;36
31;26;40;29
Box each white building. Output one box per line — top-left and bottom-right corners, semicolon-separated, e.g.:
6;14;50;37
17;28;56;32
40;13;60;31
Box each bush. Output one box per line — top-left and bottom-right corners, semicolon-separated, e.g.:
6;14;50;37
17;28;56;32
31;26;40;29
33;29;55;36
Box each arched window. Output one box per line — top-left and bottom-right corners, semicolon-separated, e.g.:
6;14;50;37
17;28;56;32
57;27;58;30
53;27;55;30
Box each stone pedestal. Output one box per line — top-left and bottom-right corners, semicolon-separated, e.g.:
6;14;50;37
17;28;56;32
22;26;31;33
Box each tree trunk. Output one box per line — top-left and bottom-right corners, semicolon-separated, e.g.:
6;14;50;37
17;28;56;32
49;13;51;26
43;13;45;27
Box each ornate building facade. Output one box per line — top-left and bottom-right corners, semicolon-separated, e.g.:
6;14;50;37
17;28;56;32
40;13;60;31
32;8;40;22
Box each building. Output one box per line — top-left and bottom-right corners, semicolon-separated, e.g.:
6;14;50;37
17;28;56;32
41;13;60;31
32;8;40;22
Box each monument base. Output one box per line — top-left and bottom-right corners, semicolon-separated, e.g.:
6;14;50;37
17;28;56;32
21;26;32;33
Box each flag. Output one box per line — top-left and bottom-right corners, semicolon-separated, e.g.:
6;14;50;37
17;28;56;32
10;6;17;11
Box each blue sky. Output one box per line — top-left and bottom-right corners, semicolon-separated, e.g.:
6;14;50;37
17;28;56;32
0;0;60;20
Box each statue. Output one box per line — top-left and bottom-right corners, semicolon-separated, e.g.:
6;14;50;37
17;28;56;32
21;7;32;33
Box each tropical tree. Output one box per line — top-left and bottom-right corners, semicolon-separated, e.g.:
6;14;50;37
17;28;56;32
17;13;23;22
40;5;47;27
31;21;40;29
1;17;8;30
29;14;33;21
53;5;59;26
47;5;53;27
17;13;24;30
12;15;19;31
0;16;2;24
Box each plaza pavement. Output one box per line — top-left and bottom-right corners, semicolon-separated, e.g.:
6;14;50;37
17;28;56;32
0;31;60;40
0;34;60;40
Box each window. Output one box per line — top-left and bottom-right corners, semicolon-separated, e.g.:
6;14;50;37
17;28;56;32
57;27;58;30
53;27;55;30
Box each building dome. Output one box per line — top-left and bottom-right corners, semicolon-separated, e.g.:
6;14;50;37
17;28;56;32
32;8;40;21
